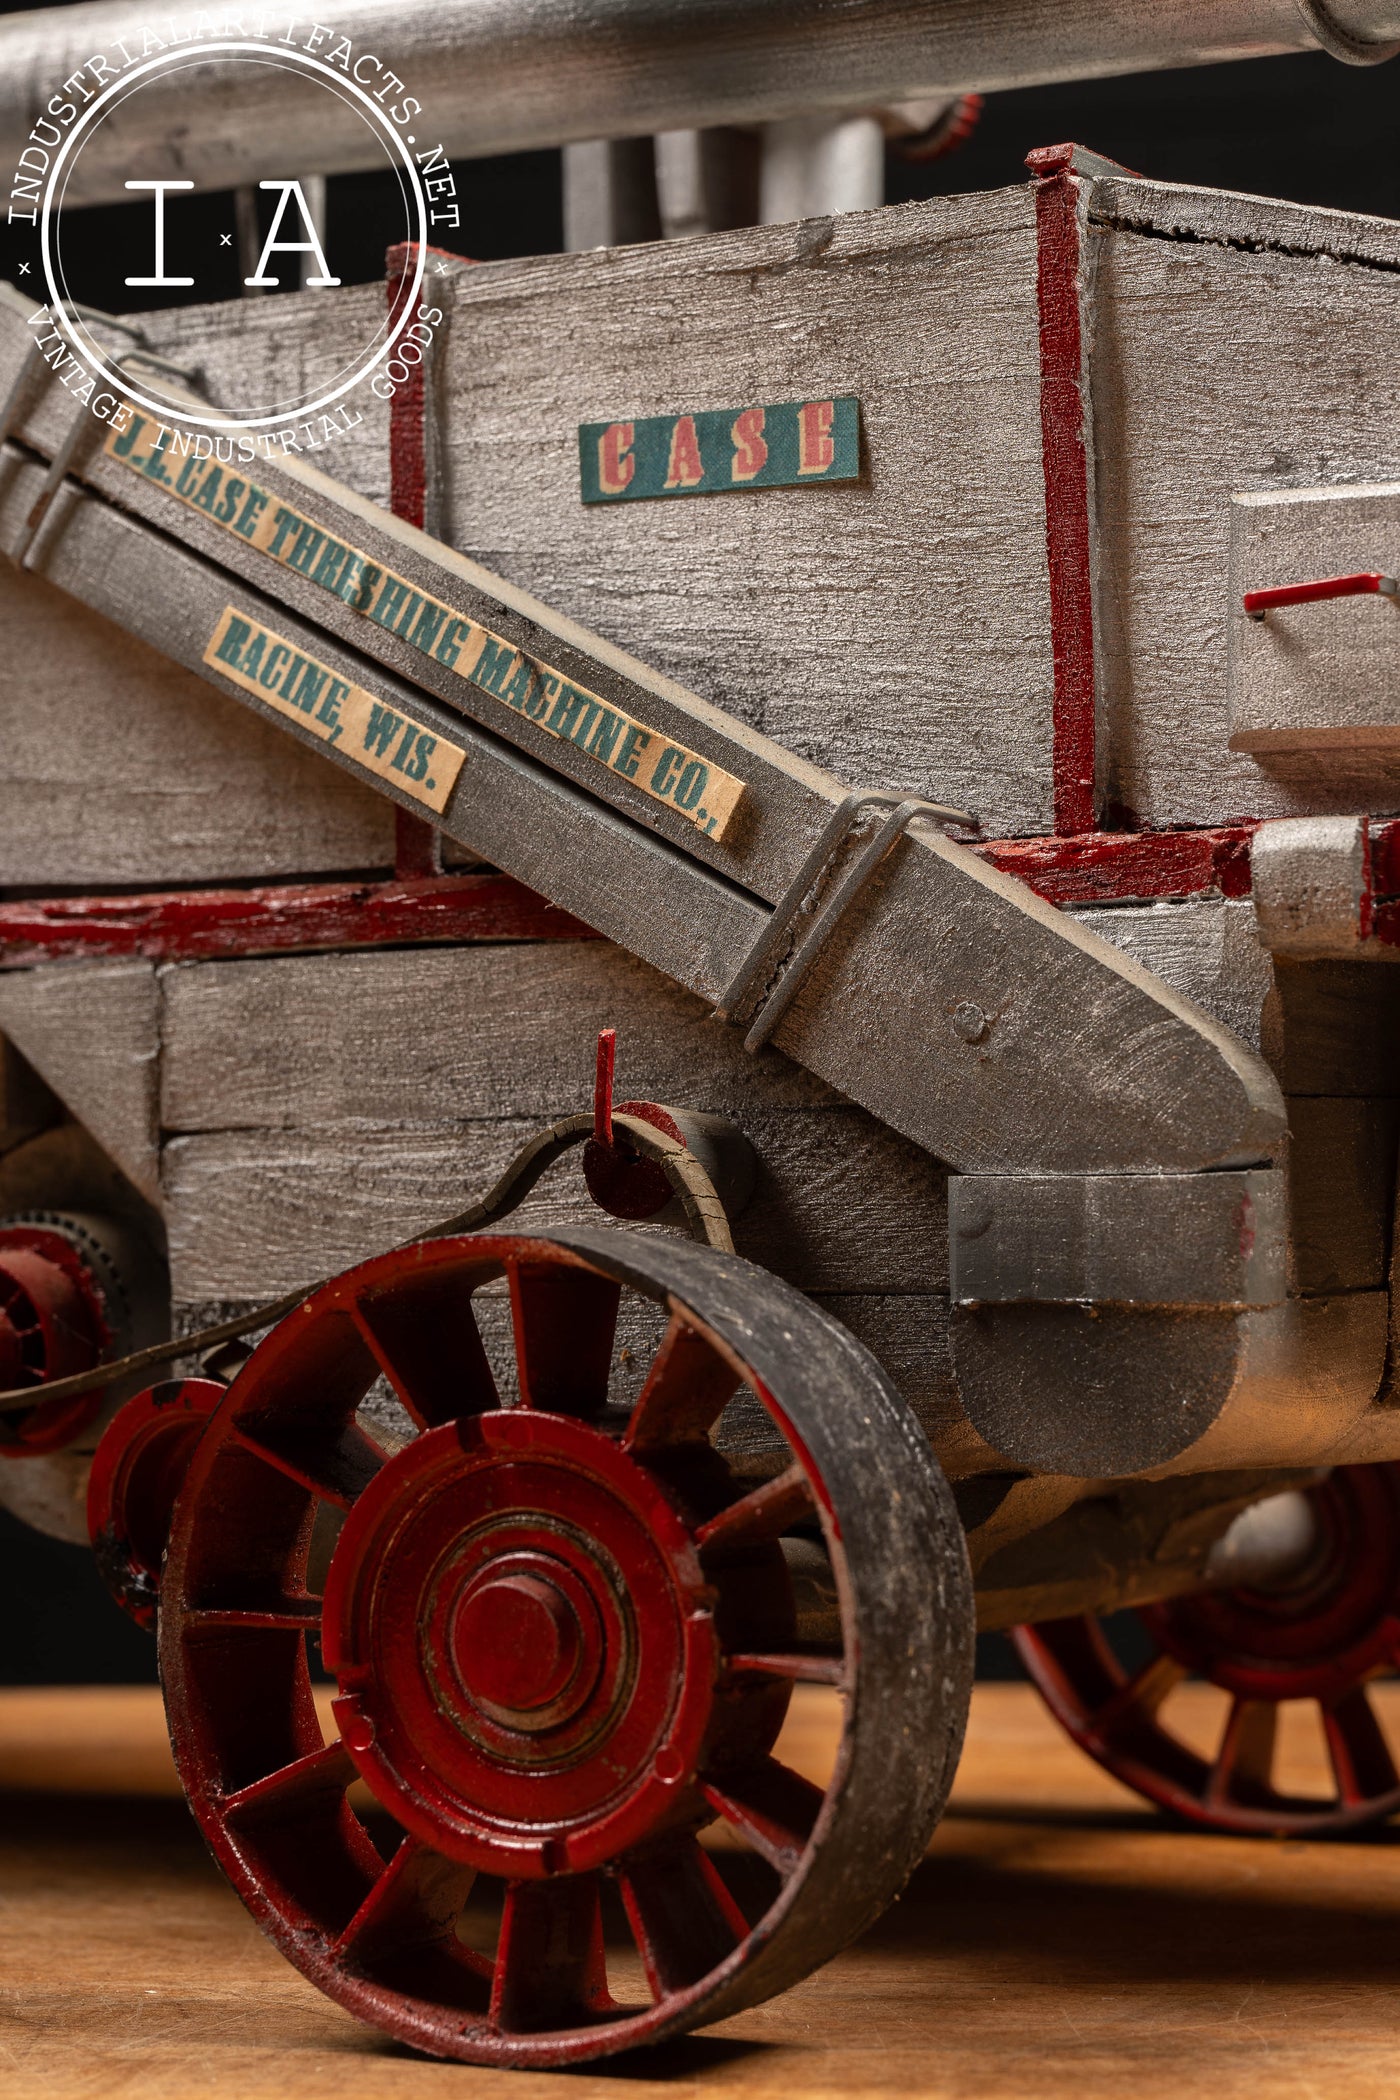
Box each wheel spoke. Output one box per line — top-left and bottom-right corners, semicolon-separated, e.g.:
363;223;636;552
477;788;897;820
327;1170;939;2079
1087;1650;1187;1745
489;1875;611;2031
221;1738;354;1822
336;1836;484;1973
507;1260;621;1416
231;1421;385;1510
623;1312;740;1454
701;1756;825;1876
726;1649;847;1687
183;1600;322;1633
618;1836;748;1997
1205;1698;1278;1809
696;1464;815;1554
1324;1686;1400;1805
351;1277;499;1430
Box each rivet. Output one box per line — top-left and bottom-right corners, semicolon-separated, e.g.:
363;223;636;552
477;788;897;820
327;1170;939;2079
952;1001;989;1045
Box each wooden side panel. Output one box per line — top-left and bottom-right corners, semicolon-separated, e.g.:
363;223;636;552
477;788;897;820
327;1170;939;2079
0;566;395;886
1068;896;1275;1054
1088;179;1400;828
0;963;160;1202
158;942;839;1132
133;284;394;509
156;944;951;1441
435;190;1057;838
161;1110;947;1303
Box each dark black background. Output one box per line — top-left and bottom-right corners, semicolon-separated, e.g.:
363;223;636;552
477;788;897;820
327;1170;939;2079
3;18;1399;1684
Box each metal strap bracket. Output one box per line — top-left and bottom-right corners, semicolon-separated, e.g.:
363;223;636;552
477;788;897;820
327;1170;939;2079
715;789;973;1053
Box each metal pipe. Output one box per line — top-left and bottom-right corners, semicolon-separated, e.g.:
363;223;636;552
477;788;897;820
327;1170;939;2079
2;0;1398;209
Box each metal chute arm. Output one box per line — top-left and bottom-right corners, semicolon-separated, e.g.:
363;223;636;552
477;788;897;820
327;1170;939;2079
2;1;1398;205
0;288;1282;1176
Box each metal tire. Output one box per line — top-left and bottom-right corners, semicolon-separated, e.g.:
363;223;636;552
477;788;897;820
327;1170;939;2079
159;1225;973;2065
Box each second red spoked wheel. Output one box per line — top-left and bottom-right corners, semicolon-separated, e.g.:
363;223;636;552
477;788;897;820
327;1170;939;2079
1014;1464;1400;1836
159;1225;972;2065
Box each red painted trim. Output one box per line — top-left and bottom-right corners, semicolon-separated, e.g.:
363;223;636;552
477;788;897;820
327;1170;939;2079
0;875;599;971
973;826;1256;907
1028;144;1098;839
1243;571;1398;618
10;819;1393;970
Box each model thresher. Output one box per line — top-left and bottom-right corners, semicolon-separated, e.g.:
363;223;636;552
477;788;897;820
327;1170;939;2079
3;0;1400;2065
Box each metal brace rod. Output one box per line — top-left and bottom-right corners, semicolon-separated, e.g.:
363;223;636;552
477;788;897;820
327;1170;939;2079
716;789;973;1052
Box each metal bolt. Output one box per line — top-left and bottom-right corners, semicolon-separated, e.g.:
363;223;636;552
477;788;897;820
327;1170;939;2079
952;1001;989;1044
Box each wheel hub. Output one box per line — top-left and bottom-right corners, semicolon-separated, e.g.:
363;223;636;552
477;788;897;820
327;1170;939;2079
451;1562;595;1726
322;1408;722;1877
1144;1467;1400;1704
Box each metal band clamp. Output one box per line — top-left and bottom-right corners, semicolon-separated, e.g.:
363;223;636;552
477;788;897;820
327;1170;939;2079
715;789;973;1053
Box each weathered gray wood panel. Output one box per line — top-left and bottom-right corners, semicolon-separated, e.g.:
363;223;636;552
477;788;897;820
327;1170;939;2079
0;963;160;1203
159;943;837;1134
0;565;395;886
1089;178;1400;827
435;190;1056;837
1288;1097;1399;1295
1068;896;1275;1054
161;1108;946;1304
134;284;393;508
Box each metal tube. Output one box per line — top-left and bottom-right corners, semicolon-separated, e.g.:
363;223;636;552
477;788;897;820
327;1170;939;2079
3;0;1399;209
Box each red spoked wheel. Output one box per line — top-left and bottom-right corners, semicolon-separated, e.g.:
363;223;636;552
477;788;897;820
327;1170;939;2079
1014;1464;1400;1835
160;1225;972;2066
0;1219;112;1456
87;1380;225;1630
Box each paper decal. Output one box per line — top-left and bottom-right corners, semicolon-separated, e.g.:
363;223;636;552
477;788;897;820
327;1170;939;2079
578;396;861;504
202;607;467;815
107;412;746;841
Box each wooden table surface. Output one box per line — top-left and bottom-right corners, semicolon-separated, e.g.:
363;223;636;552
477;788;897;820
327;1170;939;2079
5;1679;1400;2099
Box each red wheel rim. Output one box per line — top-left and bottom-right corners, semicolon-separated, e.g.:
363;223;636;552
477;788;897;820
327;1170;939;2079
159;1228;972;2065
1014;1465;1400;1835
0;1224;110;1457
87;1379;225;1630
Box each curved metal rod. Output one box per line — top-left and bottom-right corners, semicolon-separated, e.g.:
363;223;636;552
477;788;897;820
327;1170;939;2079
2;0;1396;208
0;1110;731;1422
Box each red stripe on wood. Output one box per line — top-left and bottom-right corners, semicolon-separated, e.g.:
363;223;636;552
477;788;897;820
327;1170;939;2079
973;827;1257;907
0;875;599;970
1027;144;1098;840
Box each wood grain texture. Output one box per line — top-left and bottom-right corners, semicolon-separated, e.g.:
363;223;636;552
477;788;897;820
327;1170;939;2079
1068;895;1275;1053
158;941;837;1134
1288;1096;1400;1294
160;1109;947;1301
0;564;394;886
1087;177;1400;827
433;190;1057;838
9;1682;1400;2100
0;963;160;1203
133;284;394;507
1228;482;1400;753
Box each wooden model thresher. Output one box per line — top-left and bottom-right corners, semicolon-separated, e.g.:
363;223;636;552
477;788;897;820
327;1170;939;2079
4;0;1400;2065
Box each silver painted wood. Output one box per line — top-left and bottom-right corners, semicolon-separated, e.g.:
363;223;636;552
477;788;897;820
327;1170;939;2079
949;1170;1287;1308
0;1;1374;208
0;562;395;886
1229;482;1400;757
412;194;1057;841
0;402;1288;1174
1087;175;1400;826
1288;1096;1400;1293
1252;815;1385;959
0;964;160;1204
